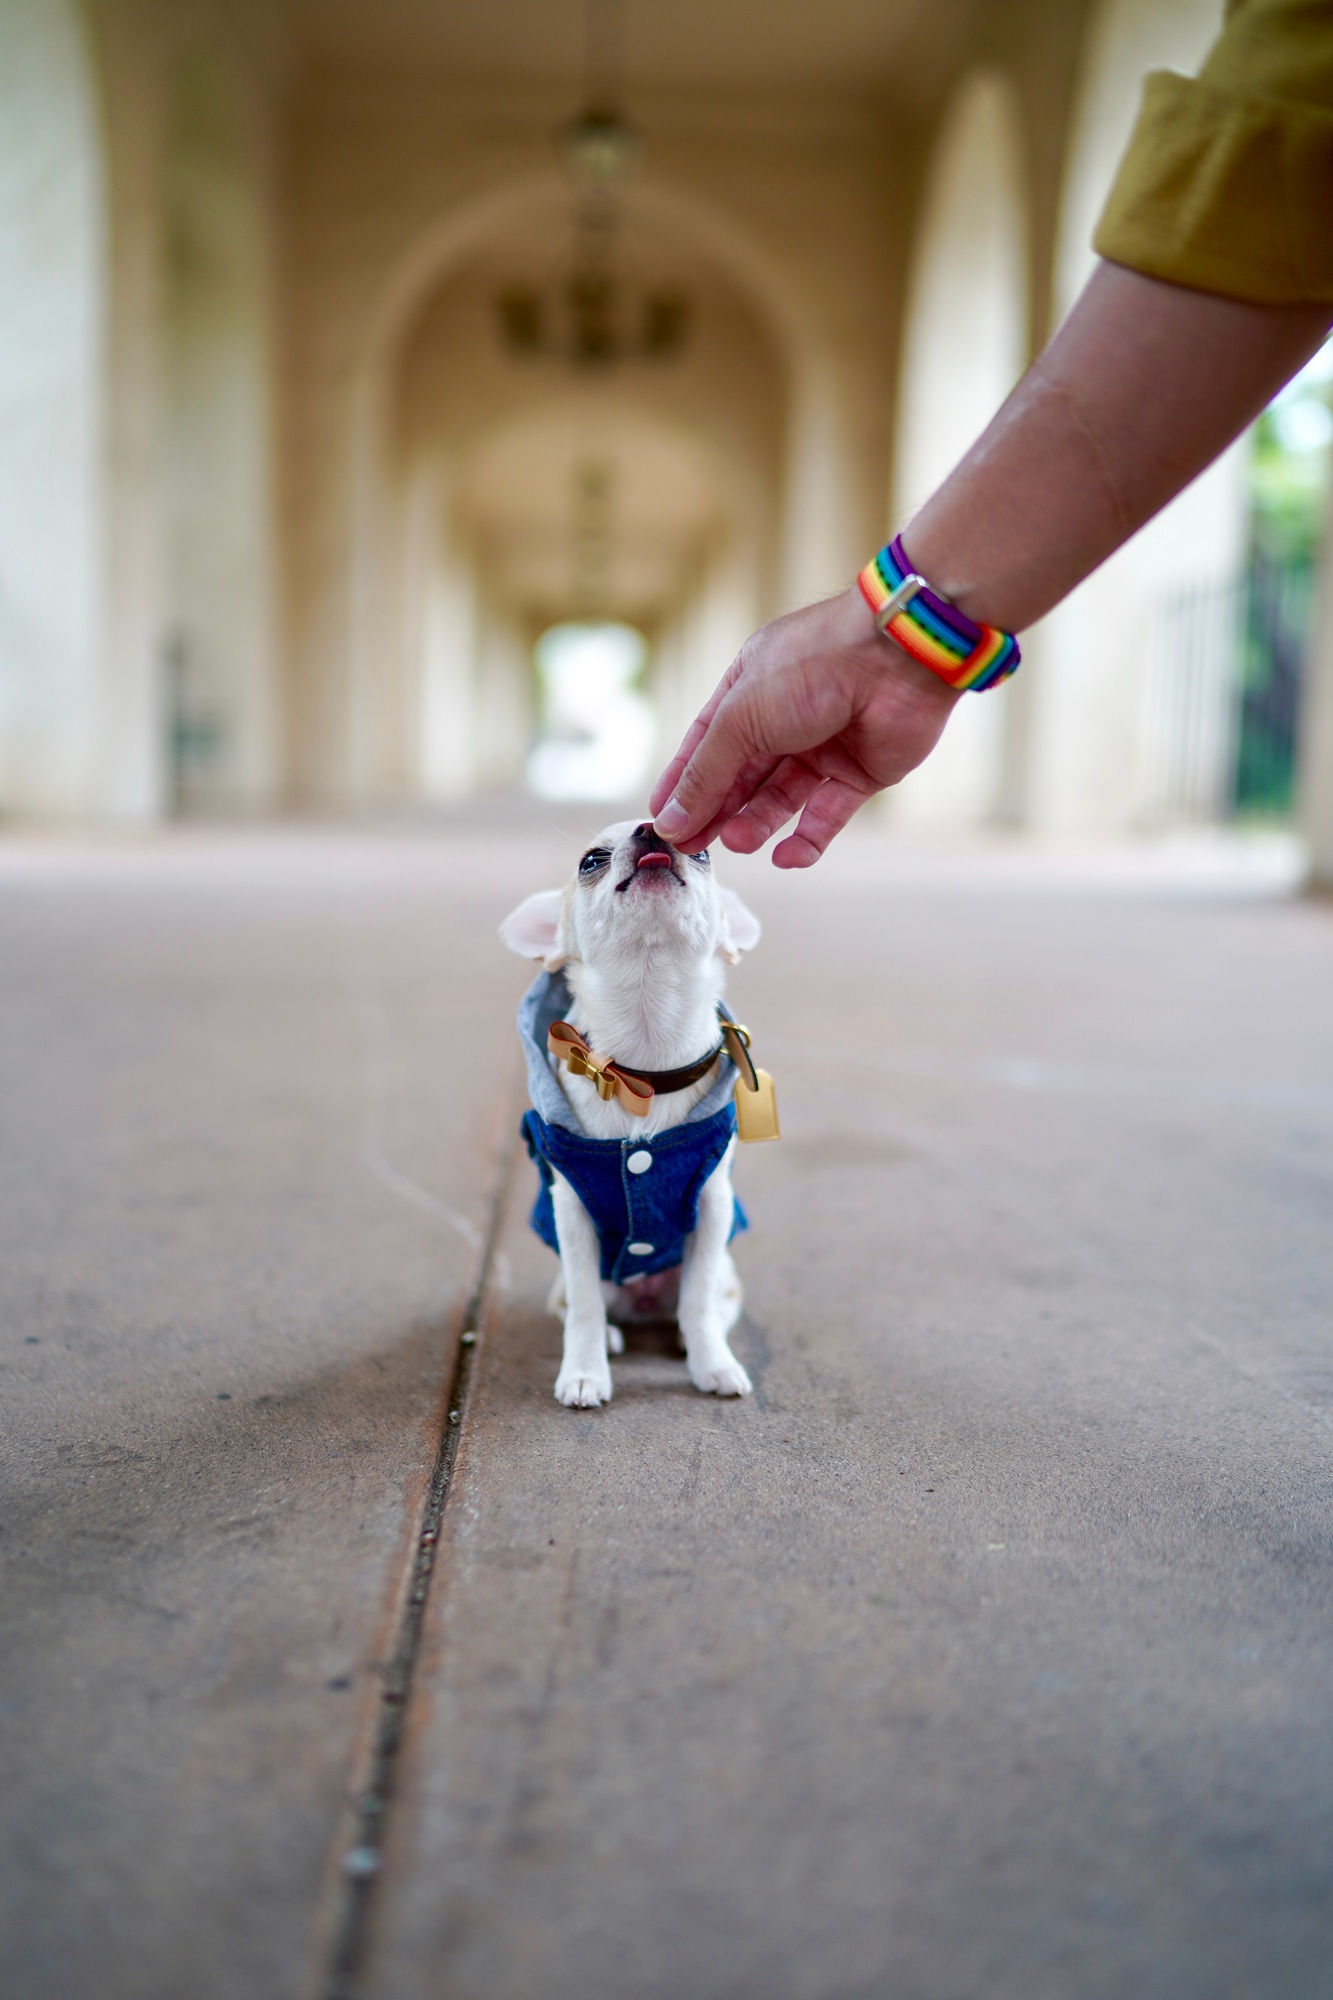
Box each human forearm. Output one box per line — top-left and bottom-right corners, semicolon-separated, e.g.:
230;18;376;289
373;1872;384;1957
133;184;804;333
906;260;1330;632
651;261;1330;863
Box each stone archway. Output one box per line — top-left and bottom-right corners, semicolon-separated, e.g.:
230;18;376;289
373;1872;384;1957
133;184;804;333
400;398;759;804
328;172;824;808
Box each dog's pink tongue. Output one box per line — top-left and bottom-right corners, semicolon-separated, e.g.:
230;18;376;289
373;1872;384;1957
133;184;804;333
637;851;673;869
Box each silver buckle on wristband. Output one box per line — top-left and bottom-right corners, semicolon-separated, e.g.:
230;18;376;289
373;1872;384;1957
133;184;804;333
872;572;926;635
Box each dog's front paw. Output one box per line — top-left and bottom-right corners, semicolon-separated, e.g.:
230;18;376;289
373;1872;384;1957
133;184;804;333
554;1362;613;1407
689;1354;752;1397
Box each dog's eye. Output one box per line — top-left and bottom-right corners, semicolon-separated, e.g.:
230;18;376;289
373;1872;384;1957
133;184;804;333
579;848;610;876
689;850;710;865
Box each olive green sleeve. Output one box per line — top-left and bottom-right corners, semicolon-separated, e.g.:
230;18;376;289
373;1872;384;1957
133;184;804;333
1093;0;1333;305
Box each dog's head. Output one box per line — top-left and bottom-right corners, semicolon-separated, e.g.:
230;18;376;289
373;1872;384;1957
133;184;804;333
500;819;760;976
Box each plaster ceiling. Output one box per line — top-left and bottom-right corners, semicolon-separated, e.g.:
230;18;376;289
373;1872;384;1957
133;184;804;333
286;0;957;94
459;404;731;621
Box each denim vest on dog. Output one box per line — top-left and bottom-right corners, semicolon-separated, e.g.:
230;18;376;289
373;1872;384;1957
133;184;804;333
518;969;748;1284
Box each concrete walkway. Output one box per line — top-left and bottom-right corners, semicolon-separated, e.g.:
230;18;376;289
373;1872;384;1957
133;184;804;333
3;819;1332;1999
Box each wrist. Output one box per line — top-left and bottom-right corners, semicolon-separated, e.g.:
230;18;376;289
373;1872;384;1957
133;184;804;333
836;583;961;712
857;537;1021;692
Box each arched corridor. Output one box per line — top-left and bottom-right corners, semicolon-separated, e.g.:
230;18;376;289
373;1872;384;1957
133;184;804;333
5;7;1333;1990
369;180;790;807
295;149;868;814
6;0;1329;853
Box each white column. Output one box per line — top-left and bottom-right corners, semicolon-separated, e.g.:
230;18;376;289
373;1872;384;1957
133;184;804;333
888;71;1028;832
1027;0;1241;835
160;43;280;815
410;467;479;803
0;0;105;816
778;361;860;612
472;595;534;790
1299;491;1333;884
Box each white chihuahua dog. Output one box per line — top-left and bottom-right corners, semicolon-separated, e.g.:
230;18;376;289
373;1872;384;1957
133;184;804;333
500;818;763;1408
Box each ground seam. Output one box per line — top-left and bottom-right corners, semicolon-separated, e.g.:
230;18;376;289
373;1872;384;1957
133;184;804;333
318;1110;519;2000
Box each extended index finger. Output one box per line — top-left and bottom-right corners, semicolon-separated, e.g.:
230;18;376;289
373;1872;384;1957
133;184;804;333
666;752;785;851
652;687;784;845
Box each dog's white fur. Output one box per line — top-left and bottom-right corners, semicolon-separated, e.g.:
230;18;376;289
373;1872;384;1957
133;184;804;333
501;818;761;1408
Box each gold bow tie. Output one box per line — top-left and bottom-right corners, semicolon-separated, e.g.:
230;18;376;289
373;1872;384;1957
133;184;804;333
547;1022;654;1116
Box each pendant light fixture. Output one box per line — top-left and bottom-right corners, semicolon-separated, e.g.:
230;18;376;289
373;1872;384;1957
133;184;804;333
495;0;689;369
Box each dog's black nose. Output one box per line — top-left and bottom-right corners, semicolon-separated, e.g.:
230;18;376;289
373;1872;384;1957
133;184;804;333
632;823;673;855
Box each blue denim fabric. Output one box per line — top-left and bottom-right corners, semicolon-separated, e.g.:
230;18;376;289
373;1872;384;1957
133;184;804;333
521;1105;748;1283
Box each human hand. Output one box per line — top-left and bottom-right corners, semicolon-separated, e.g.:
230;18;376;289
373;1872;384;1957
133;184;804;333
650;584;959;866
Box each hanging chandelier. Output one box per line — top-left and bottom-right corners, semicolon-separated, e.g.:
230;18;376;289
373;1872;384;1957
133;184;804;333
494;5;690;369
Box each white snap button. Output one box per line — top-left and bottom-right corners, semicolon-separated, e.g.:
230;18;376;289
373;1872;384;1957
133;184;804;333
627;1241;655;1256
626;1150;653;1174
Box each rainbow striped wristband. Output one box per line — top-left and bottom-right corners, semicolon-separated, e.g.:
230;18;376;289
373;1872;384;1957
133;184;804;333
857;536;1020;691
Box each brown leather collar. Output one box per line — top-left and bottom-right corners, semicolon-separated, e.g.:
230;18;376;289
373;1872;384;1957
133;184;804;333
634;1010;758;1095
613;1042;725;1093
546;1007;751;1118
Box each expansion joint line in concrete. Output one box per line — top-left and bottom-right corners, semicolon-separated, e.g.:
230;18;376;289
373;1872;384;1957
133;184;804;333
316;1114;518;2000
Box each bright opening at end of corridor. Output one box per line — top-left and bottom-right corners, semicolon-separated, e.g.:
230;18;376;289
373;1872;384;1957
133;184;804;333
527;621;655;801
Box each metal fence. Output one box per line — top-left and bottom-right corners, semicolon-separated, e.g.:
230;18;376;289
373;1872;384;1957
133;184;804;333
1139;554;1315;825
1235;549;1316;816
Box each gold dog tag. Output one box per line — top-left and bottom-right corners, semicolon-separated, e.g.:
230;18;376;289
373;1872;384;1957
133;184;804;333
734;1068;780;1143
720;1019;779;1143
716;1024;780;1152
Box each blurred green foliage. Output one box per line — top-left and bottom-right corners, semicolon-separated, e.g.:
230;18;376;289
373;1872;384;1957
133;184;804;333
1234;346;1332;815
1249;405;1331;562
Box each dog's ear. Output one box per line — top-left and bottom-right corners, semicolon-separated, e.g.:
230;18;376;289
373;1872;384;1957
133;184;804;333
499;889;567;969
717;886;762;964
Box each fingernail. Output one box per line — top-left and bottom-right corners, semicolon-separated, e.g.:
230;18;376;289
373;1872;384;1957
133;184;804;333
655;799;687;836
